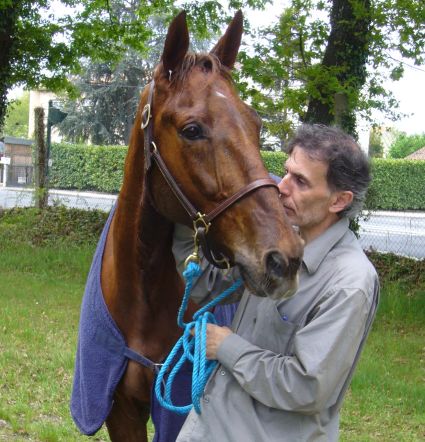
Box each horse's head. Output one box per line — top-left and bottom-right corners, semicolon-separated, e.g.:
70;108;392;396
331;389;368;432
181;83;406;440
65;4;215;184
140;11;303;300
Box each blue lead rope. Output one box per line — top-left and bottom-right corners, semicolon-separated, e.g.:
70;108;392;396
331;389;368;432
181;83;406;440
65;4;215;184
154;261;243;415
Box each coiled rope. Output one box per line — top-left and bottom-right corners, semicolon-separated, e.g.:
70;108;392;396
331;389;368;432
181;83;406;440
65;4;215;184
154;260;243;415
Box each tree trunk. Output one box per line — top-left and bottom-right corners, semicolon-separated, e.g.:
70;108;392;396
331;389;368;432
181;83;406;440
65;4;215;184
304;0;371;136
0;3;20;131
33;107;48;209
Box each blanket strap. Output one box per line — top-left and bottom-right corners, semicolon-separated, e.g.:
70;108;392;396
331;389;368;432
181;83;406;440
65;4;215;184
124;347;164;373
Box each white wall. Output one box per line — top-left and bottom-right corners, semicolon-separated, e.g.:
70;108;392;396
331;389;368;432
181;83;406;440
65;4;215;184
28;90;62;142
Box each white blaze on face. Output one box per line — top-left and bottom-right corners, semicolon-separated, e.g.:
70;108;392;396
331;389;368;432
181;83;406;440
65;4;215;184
215;91;227;99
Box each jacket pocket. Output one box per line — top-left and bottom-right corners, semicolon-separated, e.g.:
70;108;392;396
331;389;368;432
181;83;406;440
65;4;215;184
250;299;297;356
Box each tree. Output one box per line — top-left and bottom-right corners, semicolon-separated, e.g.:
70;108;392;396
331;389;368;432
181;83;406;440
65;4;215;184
0;0;268;133
368;127;384;158
239;0;424;144
58;53;151;145
388;132;425;159
0;1;77;131
57;12;209;145
2;91;30;138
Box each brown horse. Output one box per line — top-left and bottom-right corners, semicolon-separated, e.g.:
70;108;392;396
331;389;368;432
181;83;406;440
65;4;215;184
100;10;303;441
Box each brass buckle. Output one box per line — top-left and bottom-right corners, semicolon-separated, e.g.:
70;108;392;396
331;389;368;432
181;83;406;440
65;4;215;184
141;104;151;129
193;212;211;234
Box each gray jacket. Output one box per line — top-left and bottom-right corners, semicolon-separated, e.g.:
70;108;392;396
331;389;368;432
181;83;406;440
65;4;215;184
173;218;379;441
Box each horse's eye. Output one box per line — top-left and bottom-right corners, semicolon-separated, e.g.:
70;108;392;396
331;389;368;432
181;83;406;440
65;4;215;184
181;124;203;140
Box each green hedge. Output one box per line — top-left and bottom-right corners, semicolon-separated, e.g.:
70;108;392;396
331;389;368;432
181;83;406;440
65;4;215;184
49;144;425;211
366;159;425;210
50;143;127;193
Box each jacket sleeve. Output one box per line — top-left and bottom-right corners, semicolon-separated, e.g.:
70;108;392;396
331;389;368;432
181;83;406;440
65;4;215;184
172;223;244;306
216;287;376;413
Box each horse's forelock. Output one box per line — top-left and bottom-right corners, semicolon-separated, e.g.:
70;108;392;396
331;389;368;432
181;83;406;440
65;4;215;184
173;52;232;85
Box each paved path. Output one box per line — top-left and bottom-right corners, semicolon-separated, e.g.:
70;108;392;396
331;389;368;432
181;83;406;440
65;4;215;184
0;187;117;212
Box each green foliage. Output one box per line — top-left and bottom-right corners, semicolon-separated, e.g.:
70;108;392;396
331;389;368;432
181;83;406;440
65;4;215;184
0;206;108;246
260;151;288;175
47;144;425;211
2;91;29;138
388;132;425;159
368;127;385;158
238;0;424;146
49;142;127;192
0;1;79;129
58;13;180;146
366;159;425;210
0;0;268;132
367;251;424;288
58;56;145;145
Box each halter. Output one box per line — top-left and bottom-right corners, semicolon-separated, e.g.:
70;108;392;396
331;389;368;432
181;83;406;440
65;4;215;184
142;80;279;269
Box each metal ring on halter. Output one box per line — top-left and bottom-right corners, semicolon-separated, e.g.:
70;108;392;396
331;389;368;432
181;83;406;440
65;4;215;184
151;141;158;153
211;251;231;274
141;104;151;130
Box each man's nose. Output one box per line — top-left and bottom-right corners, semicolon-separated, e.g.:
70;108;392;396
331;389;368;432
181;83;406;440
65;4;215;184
278;176;290;196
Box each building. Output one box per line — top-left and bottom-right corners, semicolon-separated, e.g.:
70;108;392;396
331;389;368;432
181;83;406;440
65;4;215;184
28;90;62;142
0;136;33;186
406;147;425;160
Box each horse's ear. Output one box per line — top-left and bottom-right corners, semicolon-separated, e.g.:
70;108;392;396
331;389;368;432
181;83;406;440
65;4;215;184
161;11;190;76
210;10;243;69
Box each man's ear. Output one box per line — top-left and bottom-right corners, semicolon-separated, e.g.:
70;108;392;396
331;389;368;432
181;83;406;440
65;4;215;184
330;191;354;214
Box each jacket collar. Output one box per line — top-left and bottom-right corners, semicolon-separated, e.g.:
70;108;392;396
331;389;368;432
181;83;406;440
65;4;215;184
302;217;350;275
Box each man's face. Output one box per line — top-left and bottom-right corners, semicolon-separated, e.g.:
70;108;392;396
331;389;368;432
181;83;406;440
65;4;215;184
278;146;340;242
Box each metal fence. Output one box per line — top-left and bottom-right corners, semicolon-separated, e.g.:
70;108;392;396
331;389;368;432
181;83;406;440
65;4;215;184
0;185;424;260
1;164;34;187
359;211;425;259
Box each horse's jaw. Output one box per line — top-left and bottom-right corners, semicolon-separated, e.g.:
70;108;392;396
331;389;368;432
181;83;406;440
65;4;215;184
238;265;299;300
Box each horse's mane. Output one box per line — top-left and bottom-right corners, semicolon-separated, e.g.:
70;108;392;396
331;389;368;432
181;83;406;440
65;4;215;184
172;52;233;86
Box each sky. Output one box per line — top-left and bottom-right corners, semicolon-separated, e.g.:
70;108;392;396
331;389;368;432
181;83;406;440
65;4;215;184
380;64;425;135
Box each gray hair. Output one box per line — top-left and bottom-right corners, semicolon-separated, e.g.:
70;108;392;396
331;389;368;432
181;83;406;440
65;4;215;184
286;124;371;219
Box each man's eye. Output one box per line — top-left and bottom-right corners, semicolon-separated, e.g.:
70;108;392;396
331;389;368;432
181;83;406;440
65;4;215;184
181;124;204;140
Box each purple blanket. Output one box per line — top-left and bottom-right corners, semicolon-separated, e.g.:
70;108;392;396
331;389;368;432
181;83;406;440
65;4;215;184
70;205;129;435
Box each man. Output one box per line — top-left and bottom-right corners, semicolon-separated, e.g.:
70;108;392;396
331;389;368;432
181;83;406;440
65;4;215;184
153;124;379;441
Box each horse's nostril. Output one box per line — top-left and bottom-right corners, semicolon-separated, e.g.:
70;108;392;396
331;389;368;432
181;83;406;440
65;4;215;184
265;251;287;279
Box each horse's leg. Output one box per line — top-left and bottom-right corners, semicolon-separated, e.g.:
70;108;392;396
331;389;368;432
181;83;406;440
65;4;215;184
106;364;153;442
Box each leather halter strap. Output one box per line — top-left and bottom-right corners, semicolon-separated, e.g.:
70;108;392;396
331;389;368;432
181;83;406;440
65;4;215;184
141;80;280;268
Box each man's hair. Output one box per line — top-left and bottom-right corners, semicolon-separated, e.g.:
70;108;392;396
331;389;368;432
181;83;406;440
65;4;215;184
286;124;371;219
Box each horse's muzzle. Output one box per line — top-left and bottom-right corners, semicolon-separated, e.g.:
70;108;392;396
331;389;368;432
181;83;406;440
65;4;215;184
238;250;301;300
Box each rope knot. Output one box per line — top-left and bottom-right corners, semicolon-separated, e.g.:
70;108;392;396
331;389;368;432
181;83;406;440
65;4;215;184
182;261;202;280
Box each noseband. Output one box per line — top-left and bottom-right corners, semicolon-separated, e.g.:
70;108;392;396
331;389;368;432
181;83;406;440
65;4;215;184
142;80;279;269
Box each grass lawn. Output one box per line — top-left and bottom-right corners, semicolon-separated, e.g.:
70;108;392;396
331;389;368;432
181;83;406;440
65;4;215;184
0;208;424;441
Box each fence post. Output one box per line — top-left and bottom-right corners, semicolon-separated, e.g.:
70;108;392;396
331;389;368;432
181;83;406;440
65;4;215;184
33;107;48;209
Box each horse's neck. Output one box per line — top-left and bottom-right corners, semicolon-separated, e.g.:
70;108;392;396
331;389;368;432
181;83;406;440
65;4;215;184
107;194;180;300
101;130;184;346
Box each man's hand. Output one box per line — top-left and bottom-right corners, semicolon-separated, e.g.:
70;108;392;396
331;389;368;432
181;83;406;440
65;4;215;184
206;324;232;360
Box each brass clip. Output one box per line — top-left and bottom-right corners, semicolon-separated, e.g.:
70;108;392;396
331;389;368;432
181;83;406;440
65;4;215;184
184;232;201;268
193;212;211;234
